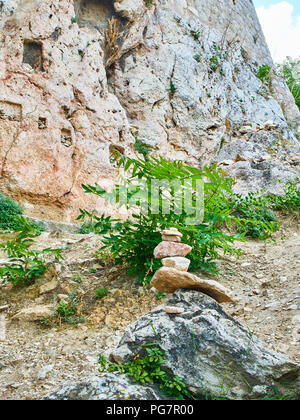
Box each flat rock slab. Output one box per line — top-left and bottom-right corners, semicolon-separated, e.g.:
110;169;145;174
11;305;52;322
112;290;300;400
151;267;233;303
154;241;192;259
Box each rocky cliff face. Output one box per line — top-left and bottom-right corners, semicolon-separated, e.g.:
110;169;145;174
0;0;299;221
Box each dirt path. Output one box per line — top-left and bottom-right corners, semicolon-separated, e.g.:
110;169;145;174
0;216;299;400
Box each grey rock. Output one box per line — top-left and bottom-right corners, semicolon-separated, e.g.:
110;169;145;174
43;373;169;400
112;290;300;400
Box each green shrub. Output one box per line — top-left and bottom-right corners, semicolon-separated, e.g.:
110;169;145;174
228;192;280;239
277;58;300;110
0;193;45;233
82;155;243;283
0;217;63;286
0;193;23;231
257;64;271;84
43;289;85;326
267;181;300;212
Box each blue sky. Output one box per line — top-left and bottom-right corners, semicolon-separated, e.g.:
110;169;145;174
253;0;300;16
253;1;300;61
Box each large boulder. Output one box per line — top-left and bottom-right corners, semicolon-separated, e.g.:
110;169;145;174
112;290;300;400
43;373;168;400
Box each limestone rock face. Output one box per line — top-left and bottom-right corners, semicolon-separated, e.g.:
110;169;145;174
151;266;233;303
0;0;299;221
112;290;300;400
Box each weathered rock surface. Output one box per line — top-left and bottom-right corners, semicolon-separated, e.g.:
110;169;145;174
43;373;168;400
112;290;300;400
162;256;190;272
0;0;299;221
11;305;52;321
151;267;233;303
154;242;192;259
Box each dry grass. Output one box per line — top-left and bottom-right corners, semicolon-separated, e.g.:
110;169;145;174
105;17;127;67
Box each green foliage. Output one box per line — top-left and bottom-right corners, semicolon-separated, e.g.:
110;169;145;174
257;64;271;84
277;58;300;110
0;217;63;286
72;274;82;284
143;0;153;7
228;193;280;240
156;291;167;300
82;154;244;282
41;288;86;326
262;387;300;401
0;193;45;233
81;154;298;283
133;137;152;158
190;30;201;40
168;80;177;96
194;54;202;63
0;193;23;231
98;346;192;400
55;290;83;324
71;16;78;23
209;56;220;72
77;209;116;235
267;181;300;212
43;289;85;326
94;287;108;300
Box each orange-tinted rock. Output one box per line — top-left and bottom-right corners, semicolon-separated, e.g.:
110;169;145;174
151;267;234;303
154;242;192;259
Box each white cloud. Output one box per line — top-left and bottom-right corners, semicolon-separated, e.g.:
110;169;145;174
256;1;300;62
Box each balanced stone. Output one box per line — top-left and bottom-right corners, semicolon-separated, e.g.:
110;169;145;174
154;242;192;259
151;267;233;303
161;228;183;243
162;257;190;272
162;234;182;243
161;228;183;237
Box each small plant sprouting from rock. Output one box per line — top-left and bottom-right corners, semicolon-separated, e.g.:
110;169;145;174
143;0;153;7
94;287;108;300
133;137;152;158
98;346;192;400
194;54;202;63
257;64;271;84
156;291;167;300
168;80;177;97
209;56;220;72
190;30;201;40
43;289;85;326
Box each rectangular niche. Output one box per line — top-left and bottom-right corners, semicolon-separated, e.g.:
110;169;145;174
0;101;22;122
61;129;73;147
74;0;116;31
38;117;47;129
23;40;44;71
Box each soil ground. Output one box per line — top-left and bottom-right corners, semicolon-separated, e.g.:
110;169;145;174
0;213;299;400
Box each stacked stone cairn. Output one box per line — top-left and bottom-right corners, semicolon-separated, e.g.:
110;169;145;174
151;228;234;306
